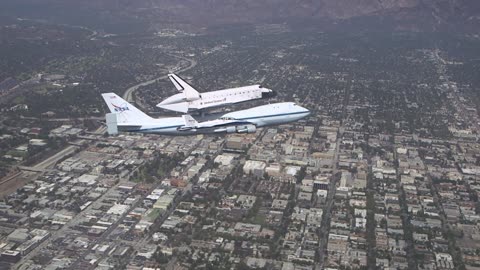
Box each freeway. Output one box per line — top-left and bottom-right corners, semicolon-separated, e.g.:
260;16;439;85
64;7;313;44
123;54;197;103
30;145;79;170
91;54;196;136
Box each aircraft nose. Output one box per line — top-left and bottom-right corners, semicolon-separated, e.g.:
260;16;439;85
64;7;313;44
299;105;311;116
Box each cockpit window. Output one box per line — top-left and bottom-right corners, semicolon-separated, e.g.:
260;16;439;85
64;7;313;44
221;117;235;121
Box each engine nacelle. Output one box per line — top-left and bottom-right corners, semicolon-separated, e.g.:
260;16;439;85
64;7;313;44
226;126;237;133
214;125;257;134
236;125;256;134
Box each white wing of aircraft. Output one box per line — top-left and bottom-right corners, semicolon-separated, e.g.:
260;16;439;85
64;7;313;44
157;73;275;113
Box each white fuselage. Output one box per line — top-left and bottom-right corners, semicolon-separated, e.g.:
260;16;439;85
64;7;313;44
121;102;310;135
157;85;274;113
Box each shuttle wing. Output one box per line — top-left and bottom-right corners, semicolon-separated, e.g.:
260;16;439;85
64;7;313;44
168;74;200;101
158;102;189;113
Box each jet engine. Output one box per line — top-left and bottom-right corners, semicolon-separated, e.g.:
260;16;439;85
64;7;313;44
226;126;237;133
214;125;256;134
236;125;256;134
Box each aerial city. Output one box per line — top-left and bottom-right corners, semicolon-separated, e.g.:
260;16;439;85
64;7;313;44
0;1;480;270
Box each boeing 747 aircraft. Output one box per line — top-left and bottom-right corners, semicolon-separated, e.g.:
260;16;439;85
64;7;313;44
102;93;309;136
156;74;275;113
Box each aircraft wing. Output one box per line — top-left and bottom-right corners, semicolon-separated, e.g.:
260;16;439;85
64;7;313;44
179;115;252;130
168;74;200;101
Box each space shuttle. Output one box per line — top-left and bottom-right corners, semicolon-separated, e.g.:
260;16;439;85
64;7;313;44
156;74;275;113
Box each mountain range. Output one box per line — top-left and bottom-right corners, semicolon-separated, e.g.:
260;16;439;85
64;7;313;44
2;0;480;33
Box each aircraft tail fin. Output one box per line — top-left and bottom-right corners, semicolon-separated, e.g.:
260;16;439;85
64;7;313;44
168;74;200;101
101;93;153;124
182;114;198;127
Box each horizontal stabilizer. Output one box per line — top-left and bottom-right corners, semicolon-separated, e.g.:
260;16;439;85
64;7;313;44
106;113;118;135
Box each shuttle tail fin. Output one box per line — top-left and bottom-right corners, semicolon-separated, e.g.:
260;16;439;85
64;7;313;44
101;93;153;124
168;74;200;101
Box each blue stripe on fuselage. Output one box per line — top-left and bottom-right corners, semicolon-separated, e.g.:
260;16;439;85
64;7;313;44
129;110;309;132
235;110;309;121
